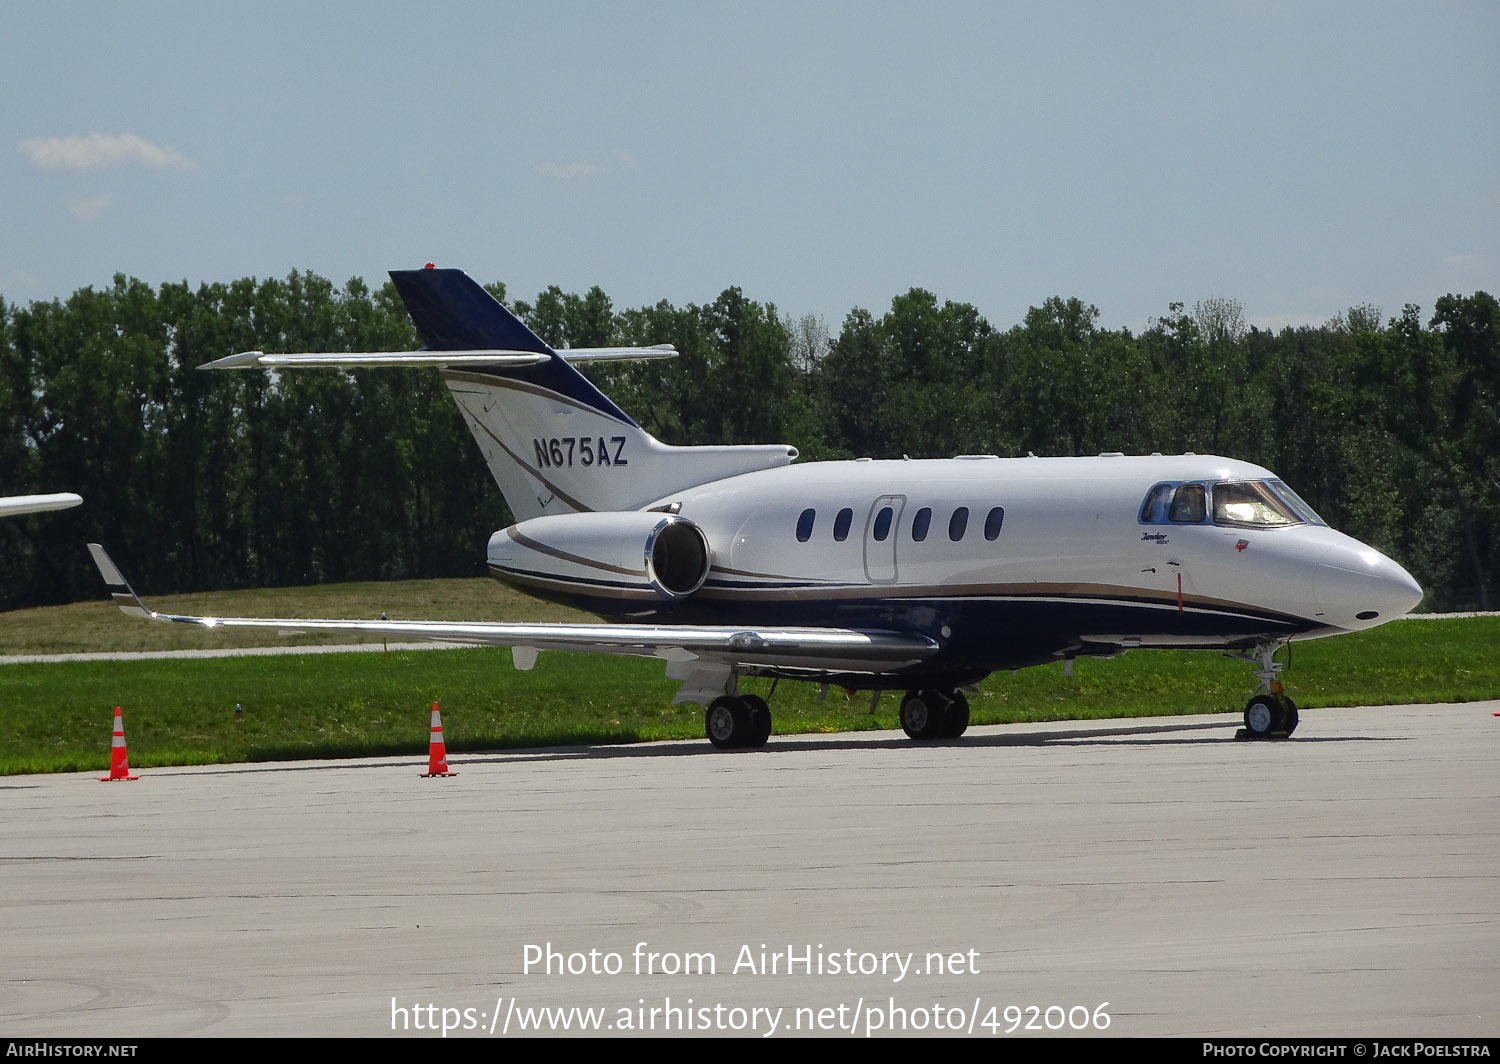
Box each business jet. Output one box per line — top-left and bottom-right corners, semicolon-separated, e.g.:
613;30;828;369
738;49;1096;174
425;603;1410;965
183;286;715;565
89;266;1423;747
0;492;81;517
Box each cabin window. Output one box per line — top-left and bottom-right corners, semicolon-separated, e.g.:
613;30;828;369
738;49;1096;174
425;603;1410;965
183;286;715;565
833;507;853;541
948;506;969;541
1169;484;1206;523
912;507;932;542
796;508;815;542
984;506;1005;540
873;506;894;542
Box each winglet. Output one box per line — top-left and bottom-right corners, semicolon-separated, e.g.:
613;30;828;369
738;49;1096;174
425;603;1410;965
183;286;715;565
87;544;153;619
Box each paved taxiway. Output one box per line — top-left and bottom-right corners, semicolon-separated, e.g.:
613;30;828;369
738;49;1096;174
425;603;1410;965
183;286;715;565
2;701;1495;1038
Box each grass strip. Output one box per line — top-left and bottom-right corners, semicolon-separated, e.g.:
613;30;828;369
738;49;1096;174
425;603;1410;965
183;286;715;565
2;615;1495;775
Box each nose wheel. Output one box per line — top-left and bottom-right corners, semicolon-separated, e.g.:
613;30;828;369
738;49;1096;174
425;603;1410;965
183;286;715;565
1233;642;1299;740
1243;692;1299;739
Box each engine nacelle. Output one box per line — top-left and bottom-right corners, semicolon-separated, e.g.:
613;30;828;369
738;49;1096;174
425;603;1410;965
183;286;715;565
487;511;711;601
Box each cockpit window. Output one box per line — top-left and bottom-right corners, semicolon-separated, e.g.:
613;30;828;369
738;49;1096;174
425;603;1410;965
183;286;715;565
1266;480;1326;526
1168;484;1206;523
1212;481;1300;527
1139;483;1173;523
1140;478;1322;529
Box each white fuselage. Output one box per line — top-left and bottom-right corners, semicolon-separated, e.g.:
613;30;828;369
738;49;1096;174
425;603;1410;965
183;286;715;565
488;452;1422;679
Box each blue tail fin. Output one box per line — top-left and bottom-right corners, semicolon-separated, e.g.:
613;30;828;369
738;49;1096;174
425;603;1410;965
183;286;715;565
389;267;636;426
388;266;795;521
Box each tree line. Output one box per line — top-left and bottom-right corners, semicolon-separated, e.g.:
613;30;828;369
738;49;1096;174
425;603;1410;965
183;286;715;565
0;272;1494;612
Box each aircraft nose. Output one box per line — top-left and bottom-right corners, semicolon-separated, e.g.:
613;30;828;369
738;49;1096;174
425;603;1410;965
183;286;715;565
1313;543;1424;629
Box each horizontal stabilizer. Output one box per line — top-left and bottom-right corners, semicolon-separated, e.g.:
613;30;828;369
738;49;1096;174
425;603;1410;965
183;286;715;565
200;350;548;370
555;344;678;364
200;345;676;372
195;266;778;523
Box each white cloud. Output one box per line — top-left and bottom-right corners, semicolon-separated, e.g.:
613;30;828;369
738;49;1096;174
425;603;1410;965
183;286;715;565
67;195;112;220
19;132;194;173
537;149;636;181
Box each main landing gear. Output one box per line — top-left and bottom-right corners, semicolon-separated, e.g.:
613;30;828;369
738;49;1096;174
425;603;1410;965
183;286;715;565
899;689;970;741
703;685;974;748
705;693;773;750
1231;641;1299;740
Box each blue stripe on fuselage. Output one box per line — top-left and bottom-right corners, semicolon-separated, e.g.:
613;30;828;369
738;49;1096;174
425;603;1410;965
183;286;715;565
509;589;1315;675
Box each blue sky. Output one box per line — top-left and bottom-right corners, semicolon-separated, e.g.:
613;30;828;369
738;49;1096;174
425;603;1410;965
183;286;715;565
4;1;1496;334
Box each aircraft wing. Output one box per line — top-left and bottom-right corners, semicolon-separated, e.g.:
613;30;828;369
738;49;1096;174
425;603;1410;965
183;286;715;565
0;492;82;517
88;544;938;702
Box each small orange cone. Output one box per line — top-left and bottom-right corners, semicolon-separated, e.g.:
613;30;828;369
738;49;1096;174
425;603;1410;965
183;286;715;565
100;706;139;781
421;702;456;777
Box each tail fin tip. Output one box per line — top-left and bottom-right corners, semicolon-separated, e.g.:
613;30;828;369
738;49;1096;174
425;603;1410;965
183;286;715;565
388;267;552;356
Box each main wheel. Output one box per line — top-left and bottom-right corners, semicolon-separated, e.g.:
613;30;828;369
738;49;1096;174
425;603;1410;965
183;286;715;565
741;694;773;747
900;690;950;740
706;695;749;749
941;691;970;738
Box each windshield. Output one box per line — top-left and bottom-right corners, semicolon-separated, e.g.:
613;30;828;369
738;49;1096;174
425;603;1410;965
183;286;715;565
1265;479;1326;526
1212;481;1300;527
1139;478;1326;528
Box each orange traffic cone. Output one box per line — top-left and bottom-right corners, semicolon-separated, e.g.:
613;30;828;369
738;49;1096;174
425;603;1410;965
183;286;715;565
421;702;456;777
100;706;139;781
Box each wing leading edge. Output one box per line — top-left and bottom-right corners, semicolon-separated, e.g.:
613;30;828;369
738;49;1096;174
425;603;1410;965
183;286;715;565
87;544;938;704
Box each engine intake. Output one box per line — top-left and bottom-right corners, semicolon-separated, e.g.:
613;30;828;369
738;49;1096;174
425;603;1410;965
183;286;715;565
645;516;711;596
488;511;711;601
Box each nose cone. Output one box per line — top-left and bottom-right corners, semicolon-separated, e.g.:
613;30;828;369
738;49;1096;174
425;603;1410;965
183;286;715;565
1314;542;1424;630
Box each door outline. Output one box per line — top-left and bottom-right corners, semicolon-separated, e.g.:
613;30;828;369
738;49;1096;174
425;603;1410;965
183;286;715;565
863;494;906;584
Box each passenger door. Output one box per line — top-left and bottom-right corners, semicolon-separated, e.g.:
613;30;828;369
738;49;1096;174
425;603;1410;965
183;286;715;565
863;495;905;583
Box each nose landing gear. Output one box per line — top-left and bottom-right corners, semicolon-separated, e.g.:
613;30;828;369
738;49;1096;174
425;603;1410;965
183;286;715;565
1231;642;1299;740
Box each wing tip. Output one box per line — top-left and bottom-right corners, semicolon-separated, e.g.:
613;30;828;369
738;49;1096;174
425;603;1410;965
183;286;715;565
88;543;154;618
198;351;266;371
